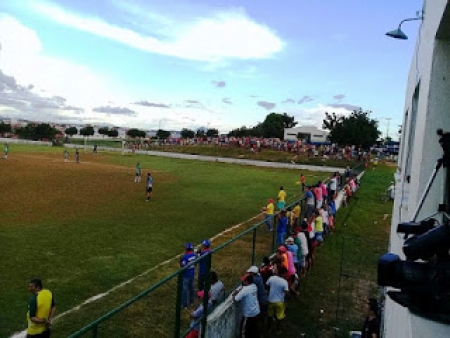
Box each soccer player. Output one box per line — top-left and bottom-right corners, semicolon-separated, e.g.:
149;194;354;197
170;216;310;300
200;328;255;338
4;143;9;159
146;172;153;201
135;163;142;183
75;148;80;163
64;149;69;162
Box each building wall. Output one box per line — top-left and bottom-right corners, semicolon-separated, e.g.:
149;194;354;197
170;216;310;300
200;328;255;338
284;126;329;143
385;1;450;337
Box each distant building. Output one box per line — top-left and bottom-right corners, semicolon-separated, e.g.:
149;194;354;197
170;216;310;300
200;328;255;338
384;1;450;337
284;126;329;143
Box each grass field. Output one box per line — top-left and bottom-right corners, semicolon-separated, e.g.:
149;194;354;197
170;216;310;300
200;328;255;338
1;145;327;338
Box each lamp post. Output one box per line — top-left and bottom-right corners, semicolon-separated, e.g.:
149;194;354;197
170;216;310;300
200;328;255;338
385;118;392;140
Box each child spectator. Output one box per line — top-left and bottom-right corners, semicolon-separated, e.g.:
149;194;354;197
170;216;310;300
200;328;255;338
313;184;323;209
186;290;211;338
266;266;289;335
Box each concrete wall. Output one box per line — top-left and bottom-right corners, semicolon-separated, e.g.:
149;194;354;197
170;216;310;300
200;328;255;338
385;0;450;337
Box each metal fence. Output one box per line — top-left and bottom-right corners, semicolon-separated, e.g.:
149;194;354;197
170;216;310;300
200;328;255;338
333;236;386;337
67;164;366;338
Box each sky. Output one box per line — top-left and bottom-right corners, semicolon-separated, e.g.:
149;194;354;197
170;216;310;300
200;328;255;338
0;0;423;135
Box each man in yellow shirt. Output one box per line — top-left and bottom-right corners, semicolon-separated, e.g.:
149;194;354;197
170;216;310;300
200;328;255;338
27;279;56;338
277;186;287;210
263;198;275;231
292;202;301;228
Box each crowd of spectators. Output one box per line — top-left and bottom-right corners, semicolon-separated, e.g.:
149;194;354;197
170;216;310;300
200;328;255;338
126;137;373;161
181;166;363;338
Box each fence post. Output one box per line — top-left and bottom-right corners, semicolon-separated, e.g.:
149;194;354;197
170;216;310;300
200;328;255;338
174;271;183;338
92;326;98;338
252;228;257;265
200;253;212;338
272;215;276;252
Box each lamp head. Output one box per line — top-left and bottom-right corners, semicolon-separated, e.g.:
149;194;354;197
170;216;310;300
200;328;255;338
386;28;408;40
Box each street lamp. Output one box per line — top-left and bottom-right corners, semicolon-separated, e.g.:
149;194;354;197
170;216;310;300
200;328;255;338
385;118;392;140
386;15;423;40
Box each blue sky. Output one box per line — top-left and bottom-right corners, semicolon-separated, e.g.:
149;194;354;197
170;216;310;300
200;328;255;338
0;0;423;135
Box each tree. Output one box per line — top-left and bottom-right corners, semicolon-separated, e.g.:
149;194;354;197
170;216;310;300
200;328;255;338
262;113;284;139
206;128;219;137
156;129;170;139
16;123;59;140
127;128;145;138
181;128;195;138
282;113;297;128
65;126;78;137
107;129;118;137
79;125;94;137
322;112;344;131
98;126;109;137
196;129;206;137
0;122;12;135
322;109;380;148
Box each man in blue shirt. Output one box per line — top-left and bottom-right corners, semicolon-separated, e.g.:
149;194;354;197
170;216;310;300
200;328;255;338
197;239;211;291
233;274;260;338
180;243;197;308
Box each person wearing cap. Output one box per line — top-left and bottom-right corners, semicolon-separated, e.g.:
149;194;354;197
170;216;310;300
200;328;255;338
197;239;211;291
266;266;289;334
180;243;197;308
277;186;287;210
232;274;260;338
246;265;268;319
263;198;275;231
186;290;212;338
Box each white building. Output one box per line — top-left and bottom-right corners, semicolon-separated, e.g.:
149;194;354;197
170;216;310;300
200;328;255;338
284;126;329;143
384;1;450;337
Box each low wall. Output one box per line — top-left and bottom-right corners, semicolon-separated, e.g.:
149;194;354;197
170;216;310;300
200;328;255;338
0;138;52;146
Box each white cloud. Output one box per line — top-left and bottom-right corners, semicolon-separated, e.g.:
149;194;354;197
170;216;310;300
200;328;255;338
28;1;284;62
0;15;110;108
293;104;355;128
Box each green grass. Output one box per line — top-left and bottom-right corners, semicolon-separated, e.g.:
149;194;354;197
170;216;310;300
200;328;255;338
1;144;324;338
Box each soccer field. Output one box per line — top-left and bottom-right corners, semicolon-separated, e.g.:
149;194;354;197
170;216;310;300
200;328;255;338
1;145;324;337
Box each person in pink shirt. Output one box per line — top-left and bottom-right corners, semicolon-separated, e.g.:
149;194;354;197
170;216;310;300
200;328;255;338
319;180;328;204
284;246;298;295
313;184;323;209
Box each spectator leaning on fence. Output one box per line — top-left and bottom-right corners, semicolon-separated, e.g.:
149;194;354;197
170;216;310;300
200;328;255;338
232;274;261;338
246;266;268;318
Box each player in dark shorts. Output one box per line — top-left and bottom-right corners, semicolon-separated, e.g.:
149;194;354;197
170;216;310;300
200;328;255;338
146;173;153;201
